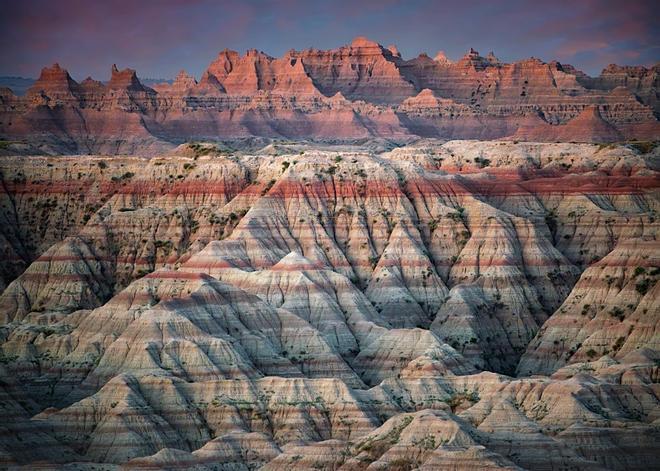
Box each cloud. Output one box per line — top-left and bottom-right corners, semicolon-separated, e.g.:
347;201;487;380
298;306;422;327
0;0;657;78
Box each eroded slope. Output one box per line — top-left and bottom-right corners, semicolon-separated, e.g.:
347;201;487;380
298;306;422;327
0;140;658;469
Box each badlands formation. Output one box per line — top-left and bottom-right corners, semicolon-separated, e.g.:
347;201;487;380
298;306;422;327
0;138;658;469
0;37;659;154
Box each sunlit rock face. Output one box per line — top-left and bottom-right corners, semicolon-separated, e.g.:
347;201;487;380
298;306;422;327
0;140;658;468
1;38;658;155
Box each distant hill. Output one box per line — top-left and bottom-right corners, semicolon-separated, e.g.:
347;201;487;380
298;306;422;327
0;37;657;150
0;76;35;96
0;76;172;96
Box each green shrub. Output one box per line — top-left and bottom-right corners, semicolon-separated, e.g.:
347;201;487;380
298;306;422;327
633;266;646;277
474;156;491;168
635;278;654;295
609;307;625;321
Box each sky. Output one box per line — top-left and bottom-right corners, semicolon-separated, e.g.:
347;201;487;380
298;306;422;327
1;0;658;80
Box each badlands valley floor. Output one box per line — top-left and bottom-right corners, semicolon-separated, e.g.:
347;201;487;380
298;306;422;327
0;140;658;470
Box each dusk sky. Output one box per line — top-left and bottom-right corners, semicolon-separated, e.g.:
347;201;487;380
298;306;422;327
1;0;658;80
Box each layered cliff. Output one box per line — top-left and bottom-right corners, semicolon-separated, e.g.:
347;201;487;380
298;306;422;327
1;38;658;154
0;140;658;468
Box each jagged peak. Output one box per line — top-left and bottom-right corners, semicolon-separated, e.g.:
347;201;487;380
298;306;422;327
218;47;239;56
412;53;436;66
520;56;545;66
80;76;105;91
401;88;444;107
556;104;621;141
601;63;658;76
109;64;146;91
386;44;401;57
29;63;80;95
38;63;72;79
198;71;226;93
609;85;636;97
577;104;603;119
433;51;452;64
245;48;273;60
416;88;437;98
458;48;488;68
466;47;480;57
174;69;197;86
553;62;590;79
271;252;320;271
205;49;240;79
329;91;349;103
350;36;381;48
486;51;500;65
175;69;194;80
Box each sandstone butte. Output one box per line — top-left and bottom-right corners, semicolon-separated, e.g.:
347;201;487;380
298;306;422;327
0;36;659;155
0;36;659;471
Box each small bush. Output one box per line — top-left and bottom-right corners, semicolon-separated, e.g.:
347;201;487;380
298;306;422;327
635;278;654;295
628;141;658;154
633;266;646;277
609;307;625;321
474;156;491;168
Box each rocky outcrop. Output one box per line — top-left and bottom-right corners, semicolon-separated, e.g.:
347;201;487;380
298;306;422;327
513;105;624;142
0;141;658;468
518;237;659;375
577;64;660;116
1;39;658;153
288;36;417;104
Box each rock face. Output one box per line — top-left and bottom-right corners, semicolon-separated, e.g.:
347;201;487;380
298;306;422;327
513;105;624;142
0;140;658;468
1;38;658;154
518;238;659;375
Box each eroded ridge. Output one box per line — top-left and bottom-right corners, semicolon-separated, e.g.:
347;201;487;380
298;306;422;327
1;38;658;154
0;140;658;469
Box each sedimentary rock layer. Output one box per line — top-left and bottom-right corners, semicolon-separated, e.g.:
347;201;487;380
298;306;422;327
1;38;658;154
0;140;658;468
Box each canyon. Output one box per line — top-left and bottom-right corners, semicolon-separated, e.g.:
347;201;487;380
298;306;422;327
1;37;659;155
0;138;658;469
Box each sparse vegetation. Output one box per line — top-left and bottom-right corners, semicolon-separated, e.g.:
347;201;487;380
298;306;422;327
609;307;625;321
261;179;276;195
628;141;658;154
635;278;654;295
474;156;491;168
545;210;557;234
446;390;480;412
111;172;135;182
